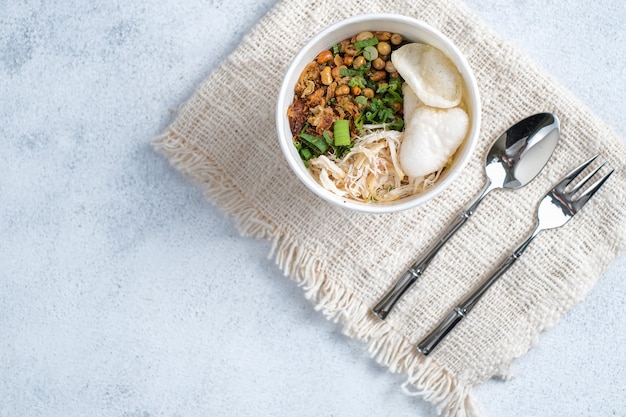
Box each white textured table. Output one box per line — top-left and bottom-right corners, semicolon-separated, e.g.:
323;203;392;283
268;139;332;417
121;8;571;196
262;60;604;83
1;1;624;416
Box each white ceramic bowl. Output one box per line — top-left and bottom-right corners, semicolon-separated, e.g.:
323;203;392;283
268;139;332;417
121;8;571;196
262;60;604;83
276;13;481;214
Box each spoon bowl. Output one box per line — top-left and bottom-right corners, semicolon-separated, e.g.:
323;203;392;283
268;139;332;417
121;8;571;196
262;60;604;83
372;113;560;320
485;112;560;190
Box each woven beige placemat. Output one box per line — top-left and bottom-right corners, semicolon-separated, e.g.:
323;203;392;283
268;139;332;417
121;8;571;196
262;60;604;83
154;0;626;415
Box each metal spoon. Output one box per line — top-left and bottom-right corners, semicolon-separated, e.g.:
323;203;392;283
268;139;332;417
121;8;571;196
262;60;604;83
372;112;560;320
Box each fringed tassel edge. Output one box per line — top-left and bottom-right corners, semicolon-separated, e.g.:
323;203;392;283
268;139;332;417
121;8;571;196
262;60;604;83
153;131;484;417
153;130;275;239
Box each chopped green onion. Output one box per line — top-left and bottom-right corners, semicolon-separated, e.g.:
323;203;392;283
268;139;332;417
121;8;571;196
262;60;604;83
300;147;312;160
354;114;364;130
332;43;340;55
340;67;354;77
322;130;333;145
298;132;328;154
381;107;394;122
362;45;378;61
333;120;351;146
388;77;402;90
388;118;404;131
376;83;389;94
355;96;368;105
348;75;367;88
340;63;370;77
384;89;403;103
354;37;378;50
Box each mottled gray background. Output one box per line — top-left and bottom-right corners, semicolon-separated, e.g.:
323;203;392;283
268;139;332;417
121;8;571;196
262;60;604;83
1;1;625;416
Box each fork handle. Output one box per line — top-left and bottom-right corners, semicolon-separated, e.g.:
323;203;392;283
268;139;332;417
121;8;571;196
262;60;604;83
416;308;466;355
416;228;541;355
416;254;518;355
372;181;493;320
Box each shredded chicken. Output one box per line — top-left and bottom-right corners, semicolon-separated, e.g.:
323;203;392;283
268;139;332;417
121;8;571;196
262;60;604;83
308;124;443;202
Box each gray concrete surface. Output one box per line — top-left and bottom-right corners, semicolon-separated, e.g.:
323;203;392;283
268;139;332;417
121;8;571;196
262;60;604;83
1;1;624;416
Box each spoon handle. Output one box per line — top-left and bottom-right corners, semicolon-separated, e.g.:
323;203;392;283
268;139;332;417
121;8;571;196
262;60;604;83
372;213;469;320
372;182;492;320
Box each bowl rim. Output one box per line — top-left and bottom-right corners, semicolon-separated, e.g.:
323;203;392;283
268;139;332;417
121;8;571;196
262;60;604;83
276;13;481;214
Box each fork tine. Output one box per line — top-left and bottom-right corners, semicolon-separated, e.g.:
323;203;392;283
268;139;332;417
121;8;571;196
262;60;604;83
555;154;599;190
569;161;606;195
573;168;614;211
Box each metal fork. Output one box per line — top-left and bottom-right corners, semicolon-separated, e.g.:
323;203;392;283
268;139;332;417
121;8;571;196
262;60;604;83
416;155;614;356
